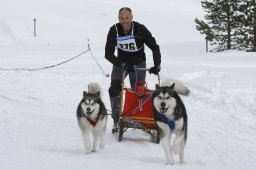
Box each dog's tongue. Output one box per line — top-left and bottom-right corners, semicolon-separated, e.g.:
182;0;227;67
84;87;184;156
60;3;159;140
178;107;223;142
160;108;167;113
86;109;95;117
87;112;92;117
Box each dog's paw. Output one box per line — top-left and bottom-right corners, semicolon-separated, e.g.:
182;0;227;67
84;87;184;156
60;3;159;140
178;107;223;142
85;151;92;155
92;149;97;153
165;160;175;165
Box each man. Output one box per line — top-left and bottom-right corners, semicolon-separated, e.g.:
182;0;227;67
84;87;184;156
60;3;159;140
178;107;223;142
105;7;161;133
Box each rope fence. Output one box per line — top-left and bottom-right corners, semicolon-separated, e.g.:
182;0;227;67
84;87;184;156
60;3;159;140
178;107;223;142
0;48;90;71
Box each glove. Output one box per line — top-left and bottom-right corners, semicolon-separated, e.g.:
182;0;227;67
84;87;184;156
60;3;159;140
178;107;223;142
149;66;161;75
121;63;135;72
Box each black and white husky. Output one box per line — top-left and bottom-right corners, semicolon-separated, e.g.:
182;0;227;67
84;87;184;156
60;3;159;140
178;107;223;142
153;79;189;165
76;82;108;154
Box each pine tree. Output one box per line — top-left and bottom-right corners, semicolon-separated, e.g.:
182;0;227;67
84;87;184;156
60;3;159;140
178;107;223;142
195;0;238;52
235;0;256;51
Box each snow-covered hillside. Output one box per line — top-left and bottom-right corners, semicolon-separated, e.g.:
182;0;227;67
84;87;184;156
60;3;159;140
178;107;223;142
1;0;256;170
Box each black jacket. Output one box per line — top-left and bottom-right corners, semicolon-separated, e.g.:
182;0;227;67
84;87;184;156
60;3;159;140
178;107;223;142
105;21;161;67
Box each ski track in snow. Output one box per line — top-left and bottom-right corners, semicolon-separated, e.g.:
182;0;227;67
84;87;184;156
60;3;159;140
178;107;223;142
187;69;256;165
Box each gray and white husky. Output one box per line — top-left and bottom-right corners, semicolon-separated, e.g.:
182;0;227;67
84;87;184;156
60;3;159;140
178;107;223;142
76;82;108;154
153;80;189;165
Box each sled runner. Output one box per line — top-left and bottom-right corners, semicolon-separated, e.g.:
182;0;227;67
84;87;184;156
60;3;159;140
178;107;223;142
118;68;160;143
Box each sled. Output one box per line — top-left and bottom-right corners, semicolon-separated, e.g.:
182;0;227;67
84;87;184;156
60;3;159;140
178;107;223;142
118;68;160;143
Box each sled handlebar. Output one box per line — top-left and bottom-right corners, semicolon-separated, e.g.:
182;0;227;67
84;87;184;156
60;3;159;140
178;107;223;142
134;67;150;71
122;67;160;85
135;67;160;81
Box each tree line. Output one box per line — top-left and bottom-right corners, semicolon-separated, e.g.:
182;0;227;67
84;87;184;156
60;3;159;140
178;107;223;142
195;0;256;52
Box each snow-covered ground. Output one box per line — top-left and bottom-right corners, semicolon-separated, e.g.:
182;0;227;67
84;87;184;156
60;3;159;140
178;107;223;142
1;0;256;170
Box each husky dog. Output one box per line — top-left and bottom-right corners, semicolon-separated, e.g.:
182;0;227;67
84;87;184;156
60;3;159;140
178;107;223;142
153;81;189;165
76;82;108;154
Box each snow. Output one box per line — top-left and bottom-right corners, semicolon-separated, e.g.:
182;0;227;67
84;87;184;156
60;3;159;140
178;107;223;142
1;0;256;170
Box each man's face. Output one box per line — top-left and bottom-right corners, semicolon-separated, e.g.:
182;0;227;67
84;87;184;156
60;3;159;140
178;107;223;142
118;9;133;33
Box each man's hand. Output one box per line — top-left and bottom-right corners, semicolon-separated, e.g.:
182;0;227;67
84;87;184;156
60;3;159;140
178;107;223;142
149;66;160;75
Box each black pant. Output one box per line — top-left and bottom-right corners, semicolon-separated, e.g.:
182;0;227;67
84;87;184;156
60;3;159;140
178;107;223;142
109;61;146;124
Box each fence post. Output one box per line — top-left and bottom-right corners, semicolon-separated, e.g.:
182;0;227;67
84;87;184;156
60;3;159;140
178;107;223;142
206;39;208;52
33;18;37;37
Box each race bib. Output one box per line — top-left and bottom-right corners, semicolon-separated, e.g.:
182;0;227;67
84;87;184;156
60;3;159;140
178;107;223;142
117;35;140;52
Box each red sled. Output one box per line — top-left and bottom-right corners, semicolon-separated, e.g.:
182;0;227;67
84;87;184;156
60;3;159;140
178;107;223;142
118;69;160;143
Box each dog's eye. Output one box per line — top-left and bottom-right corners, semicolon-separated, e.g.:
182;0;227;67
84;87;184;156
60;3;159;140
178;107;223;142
158;96;162;100
91;103;95;106
166;96;171;100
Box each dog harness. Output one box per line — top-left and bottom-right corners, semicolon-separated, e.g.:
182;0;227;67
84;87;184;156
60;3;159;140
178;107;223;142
115;22;143;53
157;113;175;130
81;111;104;127
86;116;101;127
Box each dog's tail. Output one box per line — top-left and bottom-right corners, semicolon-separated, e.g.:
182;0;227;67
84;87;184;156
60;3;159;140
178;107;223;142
88;82;103;97
162;79;190;96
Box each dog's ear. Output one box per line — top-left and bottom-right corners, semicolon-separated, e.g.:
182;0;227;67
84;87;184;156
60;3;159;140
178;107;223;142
170;83;175;89
155;84;160;89
83;91;88;97
95;91;100;98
